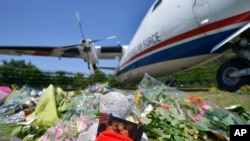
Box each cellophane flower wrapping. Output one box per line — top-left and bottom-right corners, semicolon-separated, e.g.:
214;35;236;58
40;84;106;141
138;73;249;141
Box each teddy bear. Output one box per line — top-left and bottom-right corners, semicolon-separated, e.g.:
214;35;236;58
77;91;148;141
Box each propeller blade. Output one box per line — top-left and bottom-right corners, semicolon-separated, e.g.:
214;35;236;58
91;35;117;43
53;44;80;52
106;35;117;40
75;11;84;38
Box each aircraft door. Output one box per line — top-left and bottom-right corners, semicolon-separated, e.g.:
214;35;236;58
193;0;212;26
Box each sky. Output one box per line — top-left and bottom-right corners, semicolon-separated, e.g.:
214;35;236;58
0;0;154;75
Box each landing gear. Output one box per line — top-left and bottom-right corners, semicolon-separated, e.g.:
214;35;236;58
165;75;177;87
216;58;250;92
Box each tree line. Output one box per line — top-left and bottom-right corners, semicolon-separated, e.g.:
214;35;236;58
0;57;231;90
0;59;137;90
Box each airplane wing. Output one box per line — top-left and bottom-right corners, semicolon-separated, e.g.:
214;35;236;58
210;22;250;53
0;45;127;60
0;45;81;58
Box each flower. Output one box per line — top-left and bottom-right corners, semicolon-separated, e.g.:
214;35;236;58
76;116;89;133
141;104;154;117
188;95;204;105
194;115;200;121
202;103;211;110
161;105;169;110
199;108;205;116
40;134;50;141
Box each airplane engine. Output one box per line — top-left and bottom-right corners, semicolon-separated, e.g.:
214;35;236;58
79;39;99;74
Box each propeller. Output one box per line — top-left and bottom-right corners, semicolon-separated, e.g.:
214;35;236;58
53;11;117;83
91;35;117;43
75;11;84;39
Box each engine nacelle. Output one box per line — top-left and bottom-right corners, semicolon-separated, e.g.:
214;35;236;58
79;39;99;72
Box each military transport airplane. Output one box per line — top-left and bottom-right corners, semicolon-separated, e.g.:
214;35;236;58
0;0;250;92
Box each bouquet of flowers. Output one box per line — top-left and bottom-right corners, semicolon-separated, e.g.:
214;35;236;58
40;115;90;141
138;74;249;141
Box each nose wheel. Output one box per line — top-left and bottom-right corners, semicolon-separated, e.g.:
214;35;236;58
216;58;250;92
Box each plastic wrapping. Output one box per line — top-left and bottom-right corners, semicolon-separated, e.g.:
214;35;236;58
138;73;186;101
138;73;249;141
0;74;249;141
1;111;26;124
137;73;187;115
0;87;40;124
40;84;105;141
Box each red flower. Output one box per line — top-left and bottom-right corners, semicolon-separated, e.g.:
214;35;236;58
162;105;169;110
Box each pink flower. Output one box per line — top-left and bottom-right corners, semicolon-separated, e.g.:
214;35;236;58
76;116;89;133
53;124;65;139
40;134;50;141
55;128;64;139
202;103;211;110
199;109;205;116
195;115;200;121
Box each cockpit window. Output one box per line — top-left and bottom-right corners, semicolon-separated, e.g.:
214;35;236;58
152;0;162;12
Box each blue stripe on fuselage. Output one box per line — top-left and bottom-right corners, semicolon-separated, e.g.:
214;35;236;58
116;28;238;76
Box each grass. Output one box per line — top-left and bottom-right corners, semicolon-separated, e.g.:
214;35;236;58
185;90;250;112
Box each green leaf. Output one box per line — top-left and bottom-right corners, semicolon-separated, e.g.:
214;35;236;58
174;135;184;141
11;126;22;137
213;108;228;118
213;116;220;122
171;119;178;127
141;116;152;125
223;115;235;125
23;134;35;141
179;123;186;129
157;136;169;141
21;126;30;134
151;128;166;137
193;122;209;131
164;134;171;139
156;107;171;120
200;117;213;127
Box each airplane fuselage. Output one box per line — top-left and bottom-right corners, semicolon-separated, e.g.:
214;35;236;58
116;0;250;82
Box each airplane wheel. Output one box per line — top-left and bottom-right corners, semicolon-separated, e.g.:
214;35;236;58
165;80;177;87
216;58;249;92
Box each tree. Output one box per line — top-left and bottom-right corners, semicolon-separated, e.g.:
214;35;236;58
0;59;45;88
72;73;87;89
52;70;74;88
91;71;108;83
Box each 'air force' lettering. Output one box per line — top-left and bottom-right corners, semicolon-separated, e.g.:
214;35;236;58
128;32;161;58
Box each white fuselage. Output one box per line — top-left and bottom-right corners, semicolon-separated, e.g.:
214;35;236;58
115;0;250;82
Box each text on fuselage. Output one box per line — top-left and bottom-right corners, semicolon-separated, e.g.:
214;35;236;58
128;32;161;58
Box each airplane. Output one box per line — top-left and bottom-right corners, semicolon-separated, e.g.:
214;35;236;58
0;0;250;92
